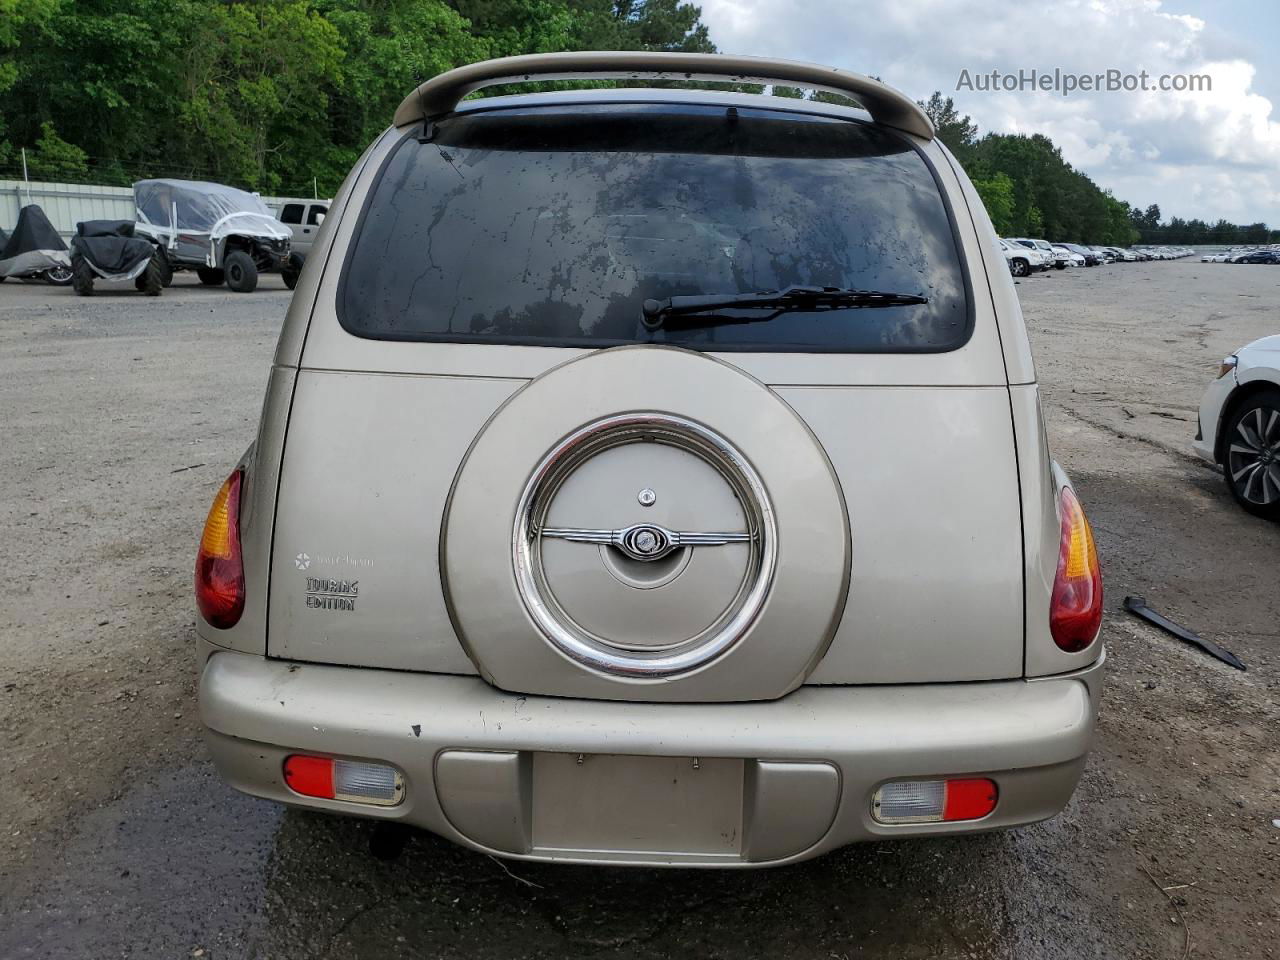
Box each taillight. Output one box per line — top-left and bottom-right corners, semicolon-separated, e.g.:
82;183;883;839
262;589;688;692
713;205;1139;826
196;469;245;629
283;755;405;806
873;778;998;824
1050;486;1102;652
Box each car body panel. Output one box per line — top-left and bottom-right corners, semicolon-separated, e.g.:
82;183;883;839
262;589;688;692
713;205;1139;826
267;369;514;673
197;64;1104;861
792;385;1024;682
196;364;293;657
200;641;1103;866
267;374;1024;687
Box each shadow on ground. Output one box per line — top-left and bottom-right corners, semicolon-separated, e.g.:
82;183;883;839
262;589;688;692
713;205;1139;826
1;758;1055;960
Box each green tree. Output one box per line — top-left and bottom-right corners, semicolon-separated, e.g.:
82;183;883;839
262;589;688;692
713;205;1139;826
918;92;977;163
972;172;1016;234
0;0;58;163
26;122;89;180
299;0;486;189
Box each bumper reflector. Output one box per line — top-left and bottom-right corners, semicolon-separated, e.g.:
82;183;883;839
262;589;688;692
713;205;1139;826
873;778;997;824
283;755;405;807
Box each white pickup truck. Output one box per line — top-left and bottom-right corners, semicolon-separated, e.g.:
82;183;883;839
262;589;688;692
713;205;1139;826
274;198;331;257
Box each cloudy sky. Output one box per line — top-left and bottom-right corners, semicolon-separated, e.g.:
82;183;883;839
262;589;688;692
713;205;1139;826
699;0;1280;226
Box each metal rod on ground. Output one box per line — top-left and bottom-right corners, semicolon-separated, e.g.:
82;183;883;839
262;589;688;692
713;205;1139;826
1123;596;1247;671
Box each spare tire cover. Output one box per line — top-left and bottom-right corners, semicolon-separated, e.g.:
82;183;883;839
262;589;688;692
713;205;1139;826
442;345;849;702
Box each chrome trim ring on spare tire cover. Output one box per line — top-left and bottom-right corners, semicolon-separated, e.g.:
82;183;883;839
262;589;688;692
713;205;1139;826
439;344;850;702
514;413;777;677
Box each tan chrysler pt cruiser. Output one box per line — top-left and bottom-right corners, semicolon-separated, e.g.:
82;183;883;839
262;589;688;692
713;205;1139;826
194;52;1104;867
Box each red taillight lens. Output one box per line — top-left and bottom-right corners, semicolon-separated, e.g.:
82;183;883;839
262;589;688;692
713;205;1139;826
195;469;245;629
1050;486;1102;652
282;755;334;799
942;778;999;821
873;777;999;823
283;754;405;806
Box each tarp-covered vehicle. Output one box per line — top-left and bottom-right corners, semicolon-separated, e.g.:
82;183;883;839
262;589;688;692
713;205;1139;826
0;204;73;285
133;179;296;292
70;220;165;296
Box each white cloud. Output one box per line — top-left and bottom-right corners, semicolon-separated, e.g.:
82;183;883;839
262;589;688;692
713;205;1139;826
699;0;1280;225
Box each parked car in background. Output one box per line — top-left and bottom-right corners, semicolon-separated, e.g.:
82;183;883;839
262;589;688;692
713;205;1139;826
1063;243;1099;266
1001;238;1048;271
998;237;1035;276
1013;237;1067;269
1194;336;1280;519
1234;250;1280;264
195;52;1105;869
133;179;296;292
1052;244;1085;267
1009;237;1061;269
275;198;331;257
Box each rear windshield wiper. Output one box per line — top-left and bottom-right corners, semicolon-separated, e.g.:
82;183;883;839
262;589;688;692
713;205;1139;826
641;285;929;330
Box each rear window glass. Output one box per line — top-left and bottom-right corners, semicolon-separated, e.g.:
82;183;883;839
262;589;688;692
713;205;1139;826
339;104;971;352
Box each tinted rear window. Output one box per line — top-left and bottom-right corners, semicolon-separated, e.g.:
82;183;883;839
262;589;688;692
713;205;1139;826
340;104;971;352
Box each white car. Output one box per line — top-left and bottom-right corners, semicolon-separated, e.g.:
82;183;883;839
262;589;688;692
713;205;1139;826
1194;335;1280;519
998;238;1036;276
1005;237;1053;270
1010;237;1066;269
1052;244;1085;267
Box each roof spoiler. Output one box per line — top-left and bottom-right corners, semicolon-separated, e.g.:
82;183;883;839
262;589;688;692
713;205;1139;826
393;52;934;140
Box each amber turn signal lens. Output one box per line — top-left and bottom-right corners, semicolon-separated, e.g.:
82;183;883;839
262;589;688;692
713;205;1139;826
195;469;245;629
1050;486;1102;652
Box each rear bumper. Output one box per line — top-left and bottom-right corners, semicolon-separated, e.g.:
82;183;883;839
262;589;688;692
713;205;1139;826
199;646;1104;868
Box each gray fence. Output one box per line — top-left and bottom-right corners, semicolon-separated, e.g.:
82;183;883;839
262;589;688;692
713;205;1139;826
1;179;293;240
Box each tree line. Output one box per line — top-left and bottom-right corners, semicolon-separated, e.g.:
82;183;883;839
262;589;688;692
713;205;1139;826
0;1;1271;244
0;0;712;195
921;93;1277;246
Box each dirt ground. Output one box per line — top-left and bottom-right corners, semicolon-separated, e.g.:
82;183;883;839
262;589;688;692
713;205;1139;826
0;263;1277;959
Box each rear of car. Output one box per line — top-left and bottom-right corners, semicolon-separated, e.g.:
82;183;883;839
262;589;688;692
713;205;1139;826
195;53;1104;867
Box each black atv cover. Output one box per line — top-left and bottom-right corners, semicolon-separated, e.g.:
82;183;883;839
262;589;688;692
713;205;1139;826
0;204;71;277
72;220;156;276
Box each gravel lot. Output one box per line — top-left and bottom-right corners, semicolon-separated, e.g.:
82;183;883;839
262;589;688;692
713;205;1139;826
1;264;1277;959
